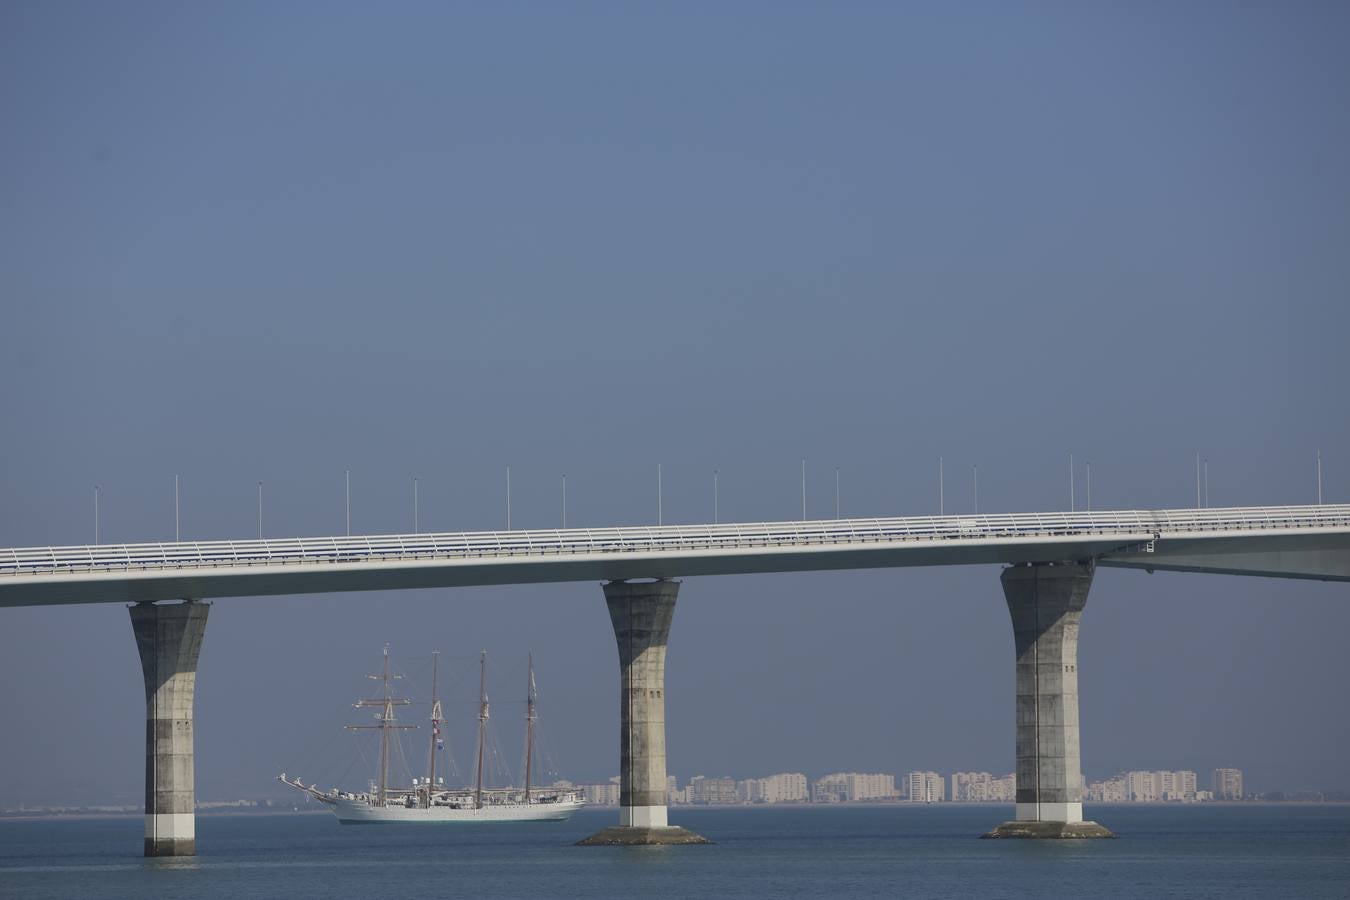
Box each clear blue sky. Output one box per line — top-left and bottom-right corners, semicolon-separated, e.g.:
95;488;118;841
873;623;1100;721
2;1;1348;804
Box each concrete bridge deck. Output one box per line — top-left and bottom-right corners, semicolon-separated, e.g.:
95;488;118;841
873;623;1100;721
3;504;1349;608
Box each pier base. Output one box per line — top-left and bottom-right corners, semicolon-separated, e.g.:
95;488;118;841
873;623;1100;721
130;599;209;857
577;826;712;846
983;820;1116;839
580;579;709;847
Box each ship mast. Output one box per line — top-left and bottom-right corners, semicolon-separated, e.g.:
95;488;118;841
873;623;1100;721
425;651;441;809
474;650;489;810
348;644;412;807
524;653;536;804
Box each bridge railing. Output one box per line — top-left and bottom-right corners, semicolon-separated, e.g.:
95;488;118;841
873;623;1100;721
4;505;1349;579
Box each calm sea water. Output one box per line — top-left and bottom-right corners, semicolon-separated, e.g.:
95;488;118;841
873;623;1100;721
3;805;1348;899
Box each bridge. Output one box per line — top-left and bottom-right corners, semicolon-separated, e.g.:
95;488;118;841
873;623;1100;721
4;504;1348;850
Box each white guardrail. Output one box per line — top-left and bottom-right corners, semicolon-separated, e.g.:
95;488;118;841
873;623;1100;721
4;506;1349;579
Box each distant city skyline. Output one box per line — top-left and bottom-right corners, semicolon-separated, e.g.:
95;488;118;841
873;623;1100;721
553;764;1306;808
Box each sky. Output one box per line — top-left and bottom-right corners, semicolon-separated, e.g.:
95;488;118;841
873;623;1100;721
1;1;1348;806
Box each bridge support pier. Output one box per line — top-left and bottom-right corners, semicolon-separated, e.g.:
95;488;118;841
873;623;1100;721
579;579;709;846
984;563;1113;839
130;599;210;857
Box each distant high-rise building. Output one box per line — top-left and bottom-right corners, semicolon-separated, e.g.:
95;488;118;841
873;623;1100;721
906;771;945;803
952;772;1014;802
582;779;621;806
1125;771;1159;803
983;773;1015;802
812;779;843;803
1158;770;1198;801
688;775;738;805
812;773;896;802
667;775;685;805
1090;771;1202;802
739;772;808;804
1087;774;1126;803
951;772;985;802
1212;768;1243;801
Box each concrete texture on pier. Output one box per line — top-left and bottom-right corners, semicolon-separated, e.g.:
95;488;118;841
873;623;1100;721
130;600;209;857
580;579;708;846
997;563;1114;838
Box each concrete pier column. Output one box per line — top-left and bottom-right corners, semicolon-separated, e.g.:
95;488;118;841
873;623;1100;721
130;600;210;856
578;579;709;846
984;563;1113;839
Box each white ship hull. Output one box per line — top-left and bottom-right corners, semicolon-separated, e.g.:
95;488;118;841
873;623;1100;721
280;648;582;827
329;796;584;824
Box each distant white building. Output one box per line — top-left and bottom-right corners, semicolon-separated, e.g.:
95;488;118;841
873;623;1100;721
951;772;1014;802
906;771;945;803
583;778;621;806
1212;768;1243;801
738;772;808;804
667;775;686;805
1087;774;1126;803
812;772;896;802
1089;771;1201;802
1159;770;1197;801
1125;771;1158;803
951;772;985;802
688;775;738;805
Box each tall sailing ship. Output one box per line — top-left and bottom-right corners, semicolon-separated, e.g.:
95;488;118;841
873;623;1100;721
280;646;584;823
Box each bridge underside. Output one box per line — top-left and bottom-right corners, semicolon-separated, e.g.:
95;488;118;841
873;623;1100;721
1100;532;1350;582
0;537;1143;607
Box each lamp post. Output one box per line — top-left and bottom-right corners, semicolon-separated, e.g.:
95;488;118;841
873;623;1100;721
1317;450;1324;504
